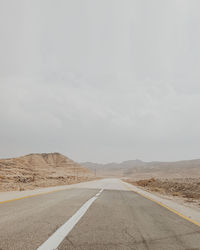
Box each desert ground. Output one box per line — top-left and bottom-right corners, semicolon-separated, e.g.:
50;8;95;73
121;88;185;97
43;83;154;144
1;153;200;208
125;177;200;208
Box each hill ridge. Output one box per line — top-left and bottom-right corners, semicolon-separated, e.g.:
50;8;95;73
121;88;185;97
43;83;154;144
0;153;92;191
81;158;200;178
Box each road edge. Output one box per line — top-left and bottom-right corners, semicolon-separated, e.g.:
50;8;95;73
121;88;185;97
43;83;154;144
121;180;200;228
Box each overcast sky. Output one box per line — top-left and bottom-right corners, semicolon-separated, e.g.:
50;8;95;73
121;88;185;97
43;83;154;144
0;0;200;163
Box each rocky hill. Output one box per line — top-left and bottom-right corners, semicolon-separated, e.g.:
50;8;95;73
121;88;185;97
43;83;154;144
0;153;92;191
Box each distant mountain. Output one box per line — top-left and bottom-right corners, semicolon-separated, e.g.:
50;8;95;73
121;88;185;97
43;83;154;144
82;159;146;169
81;159;200;178
0;153;91;191
81;160;147;176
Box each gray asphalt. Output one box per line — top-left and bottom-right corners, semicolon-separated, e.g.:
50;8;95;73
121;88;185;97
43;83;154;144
0;188;97;250
1;188;200;250
59;190;200;250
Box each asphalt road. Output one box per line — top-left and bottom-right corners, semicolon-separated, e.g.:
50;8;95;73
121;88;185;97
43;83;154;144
0;179;200;250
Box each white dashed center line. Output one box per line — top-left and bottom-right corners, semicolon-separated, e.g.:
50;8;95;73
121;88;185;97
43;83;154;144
37;189;104;250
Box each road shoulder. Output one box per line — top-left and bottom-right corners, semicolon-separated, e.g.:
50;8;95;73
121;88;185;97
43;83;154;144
121;180;200;227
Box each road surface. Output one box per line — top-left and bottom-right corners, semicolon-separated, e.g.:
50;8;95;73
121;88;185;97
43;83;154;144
0;178;200;250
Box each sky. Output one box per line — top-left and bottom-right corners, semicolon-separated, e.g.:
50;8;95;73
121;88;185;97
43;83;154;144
0;0;200;163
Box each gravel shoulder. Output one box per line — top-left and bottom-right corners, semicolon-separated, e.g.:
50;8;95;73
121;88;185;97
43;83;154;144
0;179;101;203
0;178;124;203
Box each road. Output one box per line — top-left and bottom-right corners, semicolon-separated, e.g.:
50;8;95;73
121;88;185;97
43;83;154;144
0;178;200;250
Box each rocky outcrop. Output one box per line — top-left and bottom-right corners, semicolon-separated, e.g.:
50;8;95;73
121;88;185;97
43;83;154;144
0;153;92;191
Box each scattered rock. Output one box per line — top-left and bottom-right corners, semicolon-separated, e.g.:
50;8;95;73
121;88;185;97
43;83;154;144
0;153;94;191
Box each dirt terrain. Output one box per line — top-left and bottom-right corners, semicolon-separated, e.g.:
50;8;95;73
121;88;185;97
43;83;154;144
125;178;200;202
0;153;94;191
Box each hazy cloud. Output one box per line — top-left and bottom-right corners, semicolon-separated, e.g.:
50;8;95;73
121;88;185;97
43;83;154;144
1;0;200;162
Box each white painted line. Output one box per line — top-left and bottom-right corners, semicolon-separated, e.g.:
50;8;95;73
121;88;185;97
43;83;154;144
95;188;103;197
37;189;104;250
